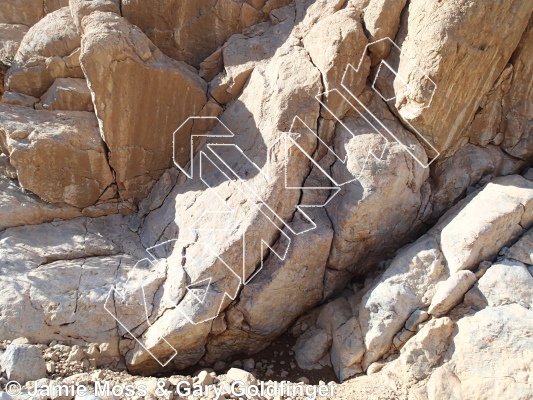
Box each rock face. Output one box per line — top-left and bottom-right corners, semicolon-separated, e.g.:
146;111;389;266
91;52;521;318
0;105;114;208
0;23;28;60
440;175;533;272
121;0;272;67
36;77;93;111
294;174;533;382
5;7;83;98
80;12;210;201
0;0;44;26
392;0;533;156
0;0;532;398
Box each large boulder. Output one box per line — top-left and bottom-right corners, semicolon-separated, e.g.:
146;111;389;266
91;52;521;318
0;178;81;231
5;7;83;98
0;0;44;26
0;214;147;347
439;175;533;272
79;12;210;202
325;97;430;280
127;30;323;373
121;0;267;67
427;305;533;400
390;0;533;156
0;23;28;60
0;104;114;208
36;77;94;111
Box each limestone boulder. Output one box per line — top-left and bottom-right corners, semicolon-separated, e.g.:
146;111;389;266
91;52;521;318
465;259;533;310
0;23;28;60
325;97;430;279
391;0;533;156
363;0;407;63
205;208;334;363
359;235;446;368
427;305;533;400
428;270;476;317
303;8;369;118
439;175;533;272
0;0;44;26
1;91;38;107
0;178;81;231
0;344;47;384
0;214;147;346
508;228;533;265
0;104;114;208
121;0;268;67
36;77;93;111
80;12;209;202
429;144;520;221
5;8;83;98
69;0;120;30
128;34;323;374
398;317;456;381
331;317;365;381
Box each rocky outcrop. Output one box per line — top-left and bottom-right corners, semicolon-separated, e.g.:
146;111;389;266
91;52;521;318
294;174;533;382
391;0;533;156
121;0;277;67
5;7;83;98
0;1;532;398
0;23;28;60
0;0;44;27
80;12;211;202
36;77;93;111
0;104;113;208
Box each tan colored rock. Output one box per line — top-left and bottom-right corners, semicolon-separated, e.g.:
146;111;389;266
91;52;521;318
0;23;28;60
466;64;514;147
130;35;322;374
0;153;16;179
440;175;533;272
0;0;44;26
69;0;120;30
303;8;370;118
465;259;533;310
0;104;114;208
508;228;533;265
294;326;332;370
204;208;333;363
398;317;456;380
44;0;70;14
17;7;79;61
500;16;533;161
122;0;271;67
428;305;533;400
6;8;83;97
331;317;365;381
391;0;533;156
36;77;93;111
0;178;82;231
359;235;446;368
1;91;39;107
0;214;145;346
363;0;407;63
429;144;519;221
325;96;430;278
428;270;476;317
80;12;208;201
